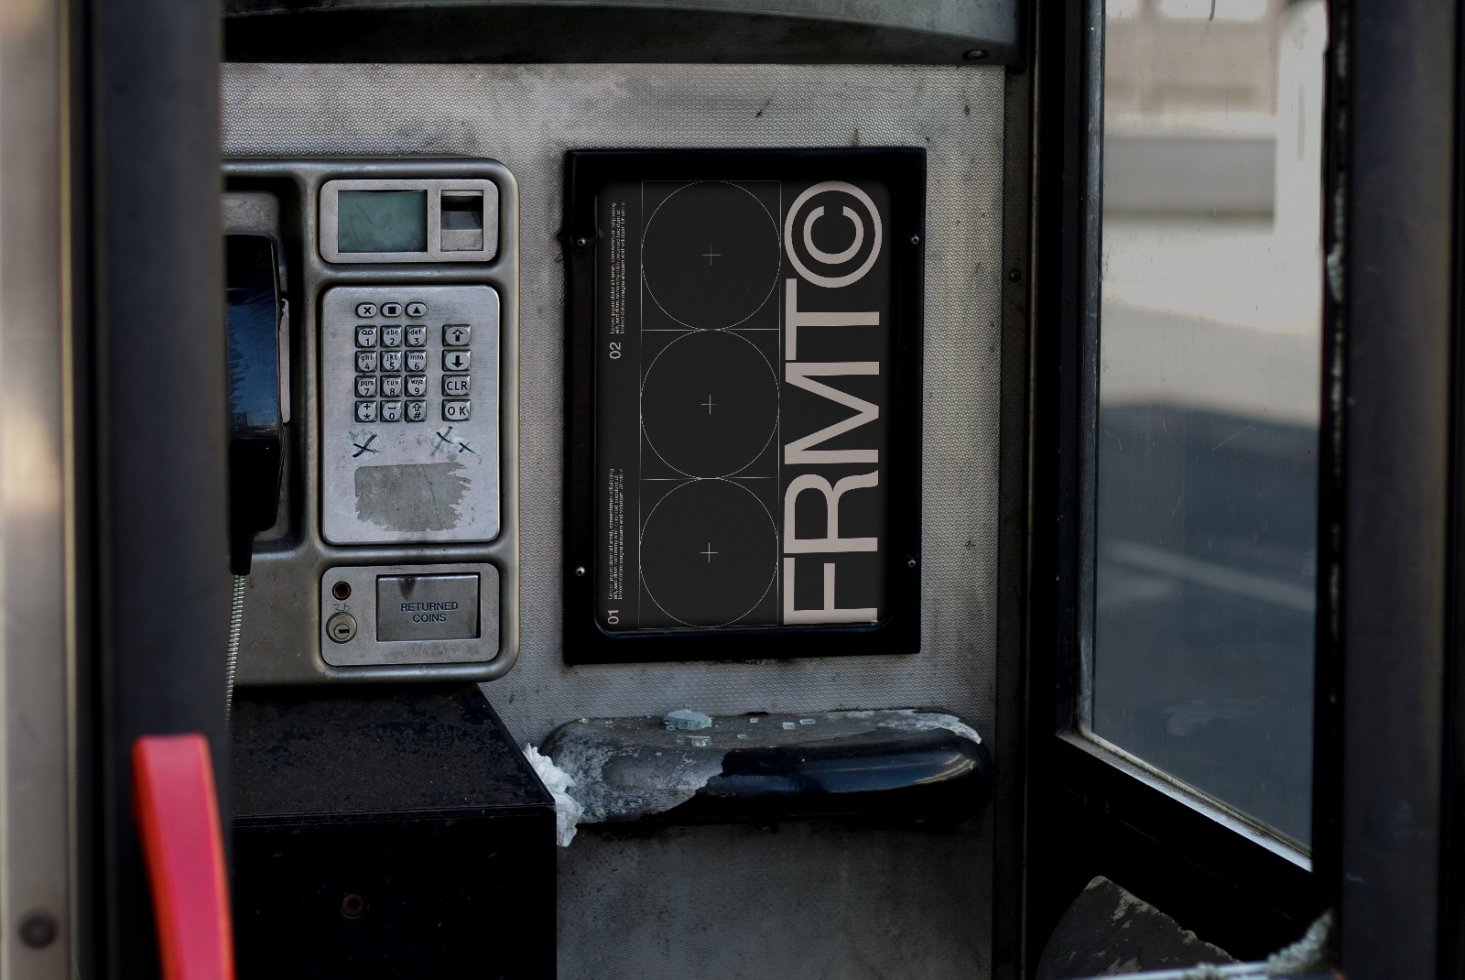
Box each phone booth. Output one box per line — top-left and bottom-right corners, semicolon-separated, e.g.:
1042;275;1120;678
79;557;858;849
0;0;1459;978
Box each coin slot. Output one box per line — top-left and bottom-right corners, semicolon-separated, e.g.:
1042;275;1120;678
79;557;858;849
440;192;484;252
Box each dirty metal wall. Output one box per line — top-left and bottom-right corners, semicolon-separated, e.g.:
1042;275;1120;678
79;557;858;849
222;63;1004;980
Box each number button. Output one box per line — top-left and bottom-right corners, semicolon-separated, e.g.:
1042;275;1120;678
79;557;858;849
443;375;471;396
355;376;378;398
355;401;377;423
380;375;403;398
406;351;427;373
406;375;427;397
381;351;403;373
444;324;471;347
355;302;378;318
405;325;427;347
356;351;378;373
443;350;471;372
380;326;402;348
406;302;426;318
381;302;402;317
355;325;378;348
443;400;471;422
380;401;403;422
406;401;427;422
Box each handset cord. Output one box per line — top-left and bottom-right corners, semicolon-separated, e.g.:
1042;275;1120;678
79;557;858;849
227;574;246;720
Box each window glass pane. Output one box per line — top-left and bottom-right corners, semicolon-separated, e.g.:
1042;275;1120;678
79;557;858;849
1092;0;1326;847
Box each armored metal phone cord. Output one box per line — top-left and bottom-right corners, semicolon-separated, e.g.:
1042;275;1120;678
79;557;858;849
227;574;245;720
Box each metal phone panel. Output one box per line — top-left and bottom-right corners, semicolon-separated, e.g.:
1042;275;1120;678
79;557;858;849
222;158;521;685
224;62;1002;980
221;63;1000;728
320;284;500;545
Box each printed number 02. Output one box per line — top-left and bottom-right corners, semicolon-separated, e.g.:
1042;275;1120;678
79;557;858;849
608;342;622;360
607;609;619;625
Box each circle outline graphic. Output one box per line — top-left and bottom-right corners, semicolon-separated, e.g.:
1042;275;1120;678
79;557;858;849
638;478;780;628
639;329;780;479
641;181;782;331
784;181;883;288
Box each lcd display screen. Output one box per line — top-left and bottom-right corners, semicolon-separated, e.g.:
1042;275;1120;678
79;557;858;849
338;190;427;253
594;177;895;633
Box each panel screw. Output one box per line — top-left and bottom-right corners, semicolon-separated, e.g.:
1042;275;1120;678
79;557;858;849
1008;269;1022;283
910;234;921;245
340;893;365;919
575;237;589;248
574;566;586;577
332;581;351;600
964;49;989;60
907;558;918;569
19;912;56;948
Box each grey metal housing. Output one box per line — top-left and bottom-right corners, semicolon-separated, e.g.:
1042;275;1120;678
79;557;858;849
227;158;521;684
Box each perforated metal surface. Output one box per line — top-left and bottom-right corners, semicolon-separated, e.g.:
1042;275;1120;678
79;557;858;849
222;63;1004;979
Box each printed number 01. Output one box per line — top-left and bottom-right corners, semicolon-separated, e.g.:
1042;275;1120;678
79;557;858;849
608;342;621;360
606;609;619;625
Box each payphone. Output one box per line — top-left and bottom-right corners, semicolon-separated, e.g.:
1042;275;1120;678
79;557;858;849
224;160;521;681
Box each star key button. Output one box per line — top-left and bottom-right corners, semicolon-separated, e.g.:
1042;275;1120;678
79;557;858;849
443;350;471;372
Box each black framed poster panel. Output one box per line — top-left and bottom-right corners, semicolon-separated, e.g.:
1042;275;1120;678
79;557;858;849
563;148;925;664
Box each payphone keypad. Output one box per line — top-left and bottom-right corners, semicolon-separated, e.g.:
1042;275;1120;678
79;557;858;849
322;285;499;545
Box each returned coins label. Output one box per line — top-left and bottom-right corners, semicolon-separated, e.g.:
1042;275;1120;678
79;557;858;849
377;573;480;641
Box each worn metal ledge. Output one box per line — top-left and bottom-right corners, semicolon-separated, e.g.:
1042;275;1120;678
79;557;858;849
542;709;992;825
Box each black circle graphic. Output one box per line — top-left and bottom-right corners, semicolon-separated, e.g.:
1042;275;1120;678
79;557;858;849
641;331;778;478
642;182;780;329
640;479;778;627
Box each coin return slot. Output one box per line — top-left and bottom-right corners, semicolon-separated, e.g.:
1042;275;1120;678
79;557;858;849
440;192;484;252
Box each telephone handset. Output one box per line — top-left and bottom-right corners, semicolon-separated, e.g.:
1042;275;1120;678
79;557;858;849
225;234;286;575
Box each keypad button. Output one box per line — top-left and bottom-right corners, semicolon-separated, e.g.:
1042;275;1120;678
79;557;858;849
443;400;472;422
406;401;427;422
443;350;471;372
355;375;378;398
380;326;403;348
380;401;403;422
406;351;427;373
444;324;472;347
381;375;403;398
355;401;378;423
356;351;379;373
355;325;378;348
406;375;428;397
406;302;426;318
381;351;403;373
381;302;402;317
443;375;471;396
405;325;427;347
355;302;377;318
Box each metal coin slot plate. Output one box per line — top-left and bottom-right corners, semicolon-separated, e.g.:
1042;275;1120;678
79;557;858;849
320;563;500;666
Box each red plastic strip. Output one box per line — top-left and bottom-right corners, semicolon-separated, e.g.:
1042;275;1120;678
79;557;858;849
131;733;235;980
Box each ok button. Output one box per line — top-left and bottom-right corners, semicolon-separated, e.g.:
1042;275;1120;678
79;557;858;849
443;350;471;372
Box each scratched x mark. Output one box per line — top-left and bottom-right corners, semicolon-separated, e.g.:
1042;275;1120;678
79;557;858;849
431;425;477;457
351;432;382;458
